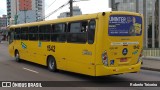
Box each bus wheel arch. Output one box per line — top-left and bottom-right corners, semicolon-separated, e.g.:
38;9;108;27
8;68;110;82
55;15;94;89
47;55;57;72
14;49;21;62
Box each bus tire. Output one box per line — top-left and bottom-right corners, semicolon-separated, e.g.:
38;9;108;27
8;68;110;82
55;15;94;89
15;50;21;62
47;56;57;72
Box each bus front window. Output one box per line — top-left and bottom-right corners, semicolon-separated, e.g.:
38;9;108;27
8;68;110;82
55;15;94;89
9;31;14;44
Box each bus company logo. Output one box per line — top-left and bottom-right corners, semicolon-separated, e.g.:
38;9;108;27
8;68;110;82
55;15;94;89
21;42;27;49
132;50;138;55
109;16;127;23
82;50;92;55
122;48;128;56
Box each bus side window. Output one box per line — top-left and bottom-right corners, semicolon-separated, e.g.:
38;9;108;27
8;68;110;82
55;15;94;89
88;20;96;44
67;21;88;43
51;23;66;42
29;26;38;41
39;25;51;41
14;28;21;40
21;27;28;40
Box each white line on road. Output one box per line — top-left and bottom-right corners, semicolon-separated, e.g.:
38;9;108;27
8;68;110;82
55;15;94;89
23;67;39;74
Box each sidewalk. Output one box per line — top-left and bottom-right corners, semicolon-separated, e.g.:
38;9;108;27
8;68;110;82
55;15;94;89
142;56;160;72
0;41;8;46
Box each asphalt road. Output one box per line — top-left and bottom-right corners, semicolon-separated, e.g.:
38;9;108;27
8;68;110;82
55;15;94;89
0;43;160;90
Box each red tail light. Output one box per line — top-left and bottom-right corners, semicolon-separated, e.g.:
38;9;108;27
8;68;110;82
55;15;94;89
139;49;143;57
102;51;108;66
138;49;143;64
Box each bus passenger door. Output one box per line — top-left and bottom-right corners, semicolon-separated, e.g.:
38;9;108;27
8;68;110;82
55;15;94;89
49;23;68;70
66;20;96;76
52;42;67;70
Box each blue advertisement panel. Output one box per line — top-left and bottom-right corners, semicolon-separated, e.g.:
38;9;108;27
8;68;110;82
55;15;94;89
109;15;142;36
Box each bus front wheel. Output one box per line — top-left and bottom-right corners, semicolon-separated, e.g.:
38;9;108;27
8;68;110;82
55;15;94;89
15;50;21;62
47;56;57;72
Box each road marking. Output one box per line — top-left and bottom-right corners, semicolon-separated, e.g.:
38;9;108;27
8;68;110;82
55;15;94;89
23;67;39;74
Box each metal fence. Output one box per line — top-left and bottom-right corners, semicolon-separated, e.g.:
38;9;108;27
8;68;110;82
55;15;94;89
143;48;160;57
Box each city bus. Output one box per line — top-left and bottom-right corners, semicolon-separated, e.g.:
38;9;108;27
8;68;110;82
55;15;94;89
8;11;144;76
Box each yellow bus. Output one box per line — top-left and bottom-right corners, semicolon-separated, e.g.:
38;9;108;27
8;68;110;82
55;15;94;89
8;11;143;76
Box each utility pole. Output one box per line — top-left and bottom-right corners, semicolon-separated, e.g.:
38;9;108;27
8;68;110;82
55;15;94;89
15;0;18;24
69;0;89;17
23;0;27;23
70;0;73;17
111;0;115;11
24;10;27;23
136;0;139;13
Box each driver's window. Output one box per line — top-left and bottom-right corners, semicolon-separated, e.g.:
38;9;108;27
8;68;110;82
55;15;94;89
9;29;14;44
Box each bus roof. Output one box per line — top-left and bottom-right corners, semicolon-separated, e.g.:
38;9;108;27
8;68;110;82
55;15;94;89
9;11;142;29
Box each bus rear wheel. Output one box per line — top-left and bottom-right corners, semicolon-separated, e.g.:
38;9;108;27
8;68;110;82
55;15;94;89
15;50;21;62
48;56;57;72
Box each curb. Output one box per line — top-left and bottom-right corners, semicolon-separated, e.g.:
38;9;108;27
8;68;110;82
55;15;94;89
0;41;8;45
141;67;160;72
142;57;160;61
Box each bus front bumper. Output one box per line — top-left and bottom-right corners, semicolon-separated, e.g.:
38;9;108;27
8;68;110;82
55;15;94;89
95;62;141;76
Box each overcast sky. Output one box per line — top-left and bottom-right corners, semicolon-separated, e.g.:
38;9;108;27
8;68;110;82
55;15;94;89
0;0;6;16
0;0;111;20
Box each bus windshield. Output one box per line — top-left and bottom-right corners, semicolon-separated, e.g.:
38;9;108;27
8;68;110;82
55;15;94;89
109;15;142;36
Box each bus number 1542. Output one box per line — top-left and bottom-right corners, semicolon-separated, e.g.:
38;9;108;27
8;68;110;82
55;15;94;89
47;45;55;52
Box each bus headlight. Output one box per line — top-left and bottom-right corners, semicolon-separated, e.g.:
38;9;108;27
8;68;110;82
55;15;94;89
102;51;108;66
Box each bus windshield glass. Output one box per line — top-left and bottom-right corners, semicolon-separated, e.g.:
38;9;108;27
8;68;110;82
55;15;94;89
109;15;142;36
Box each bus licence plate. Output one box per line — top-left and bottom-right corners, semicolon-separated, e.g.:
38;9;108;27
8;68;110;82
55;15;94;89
120;58;127;62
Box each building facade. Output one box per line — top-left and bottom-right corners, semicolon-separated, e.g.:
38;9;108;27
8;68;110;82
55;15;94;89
57;6;82;18
0;15;7;29
7;0;45;25
0;15;8;40
109;0;160;49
